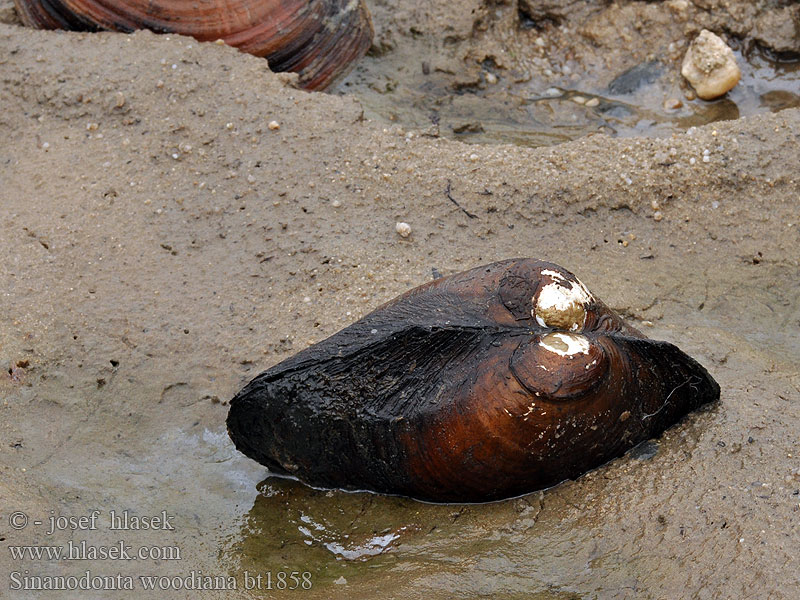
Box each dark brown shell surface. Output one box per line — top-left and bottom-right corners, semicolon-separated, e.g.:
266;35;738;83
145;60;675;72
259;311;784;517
227;259;720;503
12;0;373;90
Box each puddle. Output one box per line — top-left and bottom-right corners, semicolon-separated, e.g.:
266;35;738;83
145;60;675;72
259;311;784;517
337;45;800;147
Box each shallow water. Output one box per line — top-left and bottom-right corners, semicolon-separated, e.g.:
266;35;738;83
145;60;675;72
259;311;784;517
338;46;800;147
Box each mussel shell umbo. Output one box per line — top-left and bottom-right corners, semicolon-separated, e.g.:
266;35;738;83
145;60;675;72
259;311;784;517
227;259;720;502
12;0;374;90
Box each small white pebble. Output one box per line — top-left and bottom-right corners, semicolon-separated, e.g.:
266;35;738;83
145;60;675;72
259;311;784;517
332;199;342;208
585;97;600;107
334;577;348;585
702;155;710;163
247;174;256;183
268;120;280;130
41;142;50;150
469;153;479;162
653;211;663;222
689;157;696;165
86;122;99;131
226;122;234;130
485;72;498;85
395;222;412;238
571;95;587;105
303;296;311;303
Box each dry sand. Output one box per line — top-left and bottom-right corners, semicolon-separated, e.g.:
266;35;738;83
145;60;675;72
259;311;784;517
1;1;800;598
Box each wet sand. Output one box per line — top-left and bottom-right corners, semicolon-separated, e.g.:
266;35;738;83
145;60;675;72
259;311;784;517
1;2;800;598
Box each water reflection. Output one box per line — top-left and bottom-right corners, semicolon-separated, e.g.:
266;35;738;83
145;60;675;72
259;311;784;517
222;477;447;588
220;476;568;594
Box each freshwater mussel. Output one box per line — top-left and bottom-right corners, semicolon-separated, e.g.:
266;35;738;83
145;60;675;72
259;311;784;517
13;0;373;90
228;259;720;502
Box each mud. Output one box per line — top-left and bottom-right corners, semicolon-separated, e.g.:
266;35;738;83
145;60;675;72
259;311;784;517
1;1;800;599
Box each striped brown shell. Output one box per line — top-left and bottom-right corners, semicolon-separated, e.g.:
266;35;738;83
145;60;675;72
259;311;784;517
13;0;373;90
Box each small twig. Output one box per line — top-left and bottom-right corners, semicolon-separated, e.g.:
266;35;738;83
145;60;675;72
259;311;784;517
445;180;478;219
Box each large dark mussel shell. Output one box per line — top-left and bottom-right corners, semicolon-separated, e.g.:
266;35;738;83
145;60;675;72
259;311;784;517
228;259;720;502
12;0;373;90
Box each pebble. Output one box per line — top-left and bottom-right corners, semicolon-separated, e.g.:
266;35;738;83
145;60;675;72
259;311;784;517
268;120;280;130
653;211;663;222
485;72;498;85
585;98;600;108
334;577;347;585
681;30;741;100
663;98;683;111
571;95;587;105
395;222;412;238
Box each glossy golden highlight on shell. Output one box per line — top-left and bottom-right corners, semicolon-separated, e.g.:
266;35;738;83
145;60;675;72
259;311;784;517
12;0;374;90
227;259;720;502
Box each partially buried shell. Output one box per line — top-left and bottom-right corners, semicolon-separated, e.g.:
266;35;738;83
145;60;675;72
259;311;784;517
227;259;720;502
13;0;373;90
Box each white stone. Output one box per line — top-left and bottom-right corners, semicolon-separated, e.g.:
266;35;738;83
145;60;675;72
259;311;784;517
681;30;741;100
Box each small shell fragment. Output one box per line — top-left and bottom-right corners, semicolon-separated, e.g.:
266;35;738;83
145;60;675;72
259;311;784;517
395;222;412;238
